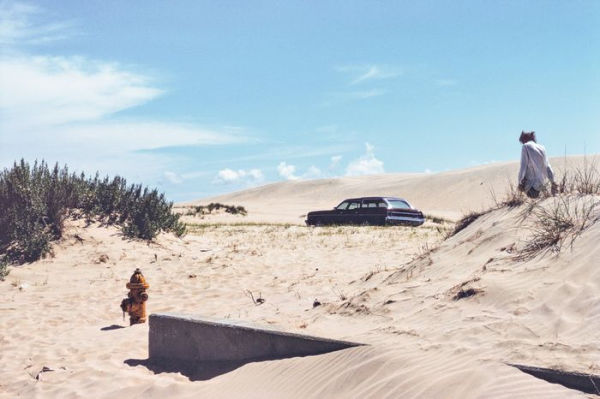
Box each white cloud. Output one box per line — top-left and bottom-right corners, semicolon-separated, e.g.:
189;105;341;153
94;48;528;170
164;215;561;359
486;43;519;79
0;3;248;190
351;65;402;85
330;155;342;169
0;2;73;45
304;165;322;179
276;162;323;181
336;64;402;85
214;168;264;185
164;171;183;184
277;161;299;180
346;142;385;176
0;55;162;130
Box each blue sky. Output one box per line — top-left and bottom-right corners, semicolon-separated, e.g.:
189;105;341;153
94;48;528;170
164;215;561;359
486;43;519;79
1;1;598;201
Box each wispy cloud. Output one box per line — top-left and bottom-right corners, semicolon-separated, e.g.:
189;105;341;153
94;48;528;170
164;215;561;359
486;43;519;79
0;2;74;45
0;55;163;130
346;142;384;176
336;64;402;85
322;88;386;106
0;2;248;188
329;155;342;169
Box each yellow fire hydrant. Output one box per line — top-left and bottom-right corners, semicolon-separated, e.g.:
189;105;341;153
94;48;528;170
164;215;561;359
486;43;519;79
120;268;149;325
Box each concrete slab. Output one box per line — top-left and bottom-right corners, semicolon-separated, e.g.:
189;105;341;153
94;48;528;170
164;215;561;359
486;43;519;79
149;313;363;364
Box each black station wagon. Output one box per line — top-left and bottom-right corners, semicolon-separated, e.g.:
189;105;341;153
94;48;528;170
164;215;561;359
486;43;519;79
305;197;425;226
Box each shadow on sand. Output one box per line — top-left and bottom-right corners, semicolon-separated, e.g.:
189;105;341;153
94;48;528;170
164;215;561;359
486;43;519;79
124;358;253;381
100;324;126;331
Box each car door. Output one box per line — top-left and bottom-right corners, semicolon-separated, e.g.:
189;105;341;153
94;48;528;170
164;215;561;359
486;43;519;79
341;200;361;224
331;201;350;224
357;199;376;225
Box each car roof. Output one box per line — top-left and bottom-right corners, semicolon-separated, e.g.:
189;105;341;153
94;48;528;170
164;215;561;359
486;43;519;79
341;196;407;202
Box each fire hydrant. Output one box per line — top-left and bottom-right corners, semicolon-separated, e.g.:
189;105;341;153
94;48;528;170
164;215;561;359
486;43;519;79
120;268;149;325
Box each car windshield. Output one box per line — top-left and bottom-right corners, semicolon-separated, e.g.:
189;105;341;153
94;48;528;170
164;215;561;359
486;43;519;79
347;202;360;210
386;200;411;209
336;201;349;210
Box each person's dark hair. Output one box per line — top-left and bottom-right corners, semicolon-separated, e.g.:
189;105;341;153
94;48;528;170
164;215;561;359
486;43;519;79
519;131;536;144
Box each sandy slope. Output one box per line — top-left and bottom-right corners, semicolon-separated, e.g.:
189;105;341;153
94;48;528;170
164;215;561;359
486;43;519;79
183;154;599;223
1;159;600;398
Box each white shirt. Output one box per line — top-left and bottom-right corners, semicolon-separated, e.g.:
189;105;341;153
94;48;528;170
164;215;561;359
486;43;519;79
518;141;555;191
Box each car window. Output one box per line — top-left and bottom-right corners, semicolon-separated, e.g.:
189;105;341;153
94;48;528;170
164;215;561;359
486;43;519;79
347;201;360;210
336;201;349;210
361;200;378;208
377;201;387;208
387;200;411;209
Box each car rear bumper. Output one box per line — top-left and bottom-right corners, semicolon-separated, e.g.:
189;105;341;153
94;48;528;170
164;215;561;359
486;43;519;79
385;215;425;226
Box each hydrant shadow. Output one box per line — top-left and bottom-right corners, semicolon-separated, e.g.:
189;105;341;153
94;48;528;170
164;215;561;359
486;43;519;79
124;358;249;381
100;324;126;331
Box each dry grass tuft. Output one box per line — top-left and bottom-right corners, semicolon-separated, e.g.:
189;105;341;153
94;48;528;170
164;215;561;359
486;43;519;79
446;211;487;238
557;157;600;195
516;195;599;260
0;256;9;281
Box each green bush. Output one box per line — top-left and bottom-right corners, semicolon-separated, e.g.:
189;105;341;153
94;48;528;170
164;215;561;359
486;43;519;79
188;202;248;217
0;160;186;265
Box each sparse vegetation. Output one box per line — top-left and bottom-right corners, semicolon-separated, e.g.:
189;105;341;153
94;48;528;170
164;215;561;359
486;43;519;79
449;160;600;247
491;180;527;208
446;210;487;238
0;159;185;265
425;214;453;225
517;195;599;260
557;158;600;195
186;202;248;217
0;256;9;281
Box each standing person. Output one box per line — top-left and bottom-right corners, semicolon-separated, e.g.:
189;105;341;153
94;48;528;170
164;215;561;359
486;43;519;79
517;131;557;198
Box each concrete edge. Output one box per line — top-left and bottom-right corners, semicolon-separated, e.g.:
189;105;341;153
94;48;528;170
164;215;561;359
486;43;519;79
152;313;364;347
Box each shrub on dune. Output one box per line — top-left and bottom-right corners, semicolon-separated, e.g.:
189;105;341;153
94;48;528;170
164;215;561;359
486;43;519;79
517;195;599;260
0;159;186;265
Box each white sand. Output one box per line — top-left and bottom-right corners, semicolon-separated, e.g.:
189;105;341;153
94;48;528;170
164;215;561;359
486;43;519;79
1;156;599;398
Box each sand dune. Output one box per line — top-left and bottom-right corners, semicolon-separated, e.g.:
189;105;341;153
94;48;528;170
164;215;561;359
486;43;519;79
185;155;599;222
1;157;599;398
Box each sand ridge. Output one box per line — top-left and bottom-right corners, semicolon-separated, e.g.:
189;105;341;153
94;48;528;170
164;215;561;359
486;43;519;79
184;155;599;223
1;158;599;398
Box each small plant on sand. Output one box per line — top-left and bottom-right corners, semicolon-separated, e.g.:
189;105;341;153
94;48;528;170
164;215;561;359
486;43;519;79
572;159;600;195
517;195;599;260
0;160;185;264
446;210;487;238
244;290;265;305
187;203;248;217
0;256;9;281
492;181;527;208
